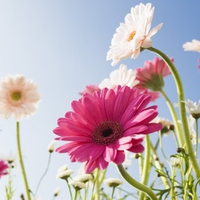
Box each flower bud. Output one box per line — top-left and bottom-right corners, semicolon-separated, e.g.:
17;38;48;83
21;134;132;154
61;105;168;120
48;141;56;153
53;187;60;197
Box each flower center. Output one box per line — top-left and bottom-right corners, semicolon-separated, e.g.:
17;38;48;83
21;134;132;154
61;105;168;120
10;91;22;101
128;31;136;42
92;121;123;145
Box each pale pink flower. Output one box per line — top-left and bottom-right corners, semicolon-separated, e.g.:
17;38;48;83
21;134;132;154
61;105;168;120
106;3;163;66
135;57;171;91
53;86;162;173
0;74;40;121
140;89;160;102
0;160;8;178
79;85;101;95
183;39;200;53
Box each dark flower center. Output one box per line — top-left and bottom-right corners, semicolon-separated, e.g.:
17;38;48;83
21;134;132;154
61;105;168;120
11;91;22;101
92;121;123;145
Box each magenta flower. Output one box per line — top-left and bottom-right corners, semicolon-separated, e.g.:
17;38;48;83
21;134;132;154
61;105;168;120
135;57;172;91
53;86;162;173
0;160;8;178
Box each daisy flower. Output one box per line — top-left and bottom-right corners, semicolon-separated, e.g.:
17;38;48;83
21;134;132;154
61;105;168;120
157;117;174;135
140;89;160;102
135;57;171;91
185;99;200;119
0;74;40;121
187;115;200;145
0;160;8;178
53;86;162;173
106;3;163;66
99;64;138;89
104;178;123;187
183;39;200;53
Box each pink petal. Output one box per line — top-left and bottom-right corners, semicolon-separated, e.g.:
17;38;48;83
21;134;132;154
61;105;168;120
128;144;144;153
123;125;148;136
103;145;117;162
113;151;125;164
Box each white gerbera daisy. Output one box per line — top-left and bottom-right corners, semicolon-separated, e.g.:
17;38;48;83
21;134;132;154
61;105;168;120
183;39;200;53
106;3;163;66
99;64;138;89
185;99;200;119
104;178;123;187
0;74;40;121
69;180;86;190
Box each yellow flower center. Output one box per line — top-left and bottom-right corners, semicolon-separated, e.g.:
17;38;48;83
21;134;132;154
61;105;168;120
11;91;22;101
127;31;136;42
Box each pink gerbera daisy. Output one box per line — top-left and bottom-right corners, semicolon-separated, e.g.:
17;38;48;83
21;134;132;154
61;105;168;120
141;89;160;102
135;57;172;91
53;86;162;173
0;160;8;178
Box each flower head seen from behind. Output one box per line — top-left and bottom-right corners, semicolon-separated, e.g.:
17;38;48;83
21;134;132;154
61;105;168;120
157;117;174;135
53;86;162;173
140;89;160;102
135;57;171;91
0;160;8;178
183;39;200;53
106;3;163;66
0;74;40;121
99;64;138;89
104;178;123;187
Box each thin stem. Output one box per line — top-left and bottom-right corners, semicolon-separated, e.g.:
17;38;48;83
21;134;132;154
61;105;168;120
160;89;183;147
149;140;171;188
34;153;52;196
138;154;143;180
139;135;151;200
73;190;78;200
66;180;73;200
111;187;116;200
116;164;158;200
195;118;199;154
16;122;31;200
148;47;200;179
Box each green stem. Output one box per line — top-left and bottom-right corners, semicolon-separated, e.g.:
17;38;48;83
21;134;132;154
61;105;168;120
147;47;200;179
34;153;52;196
160;89;183;147
73;190;78;200
66;180;73;200
150;140;171;188
116;164;158;200
195;119;199;154
16;122;31;200
111;187;116;200
139;135;151;200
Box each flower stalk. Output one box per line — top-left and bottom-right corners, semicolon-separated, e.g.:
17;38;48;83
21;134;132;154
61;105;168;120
147;47;200;179
16;122;31;200
139;135;151;200
116;164;158;200
160;89;183;147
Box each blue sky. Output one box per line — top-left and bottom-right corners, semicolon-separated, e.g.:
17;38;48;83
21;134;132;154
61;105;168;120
0;1;200;199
